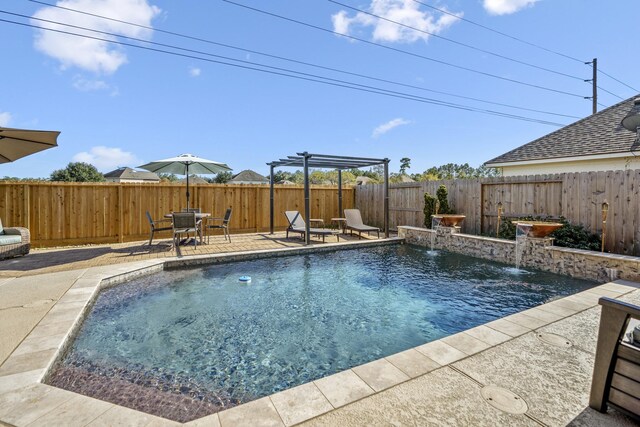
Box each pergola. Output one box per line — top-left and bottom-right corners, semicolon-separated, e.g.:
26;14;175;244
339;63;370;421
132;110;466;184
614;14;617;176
267;152;390;245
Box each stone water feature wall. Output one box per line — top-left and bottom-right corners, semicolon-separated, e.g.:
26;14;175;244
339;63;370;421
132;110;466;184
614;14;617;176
398;225;640;283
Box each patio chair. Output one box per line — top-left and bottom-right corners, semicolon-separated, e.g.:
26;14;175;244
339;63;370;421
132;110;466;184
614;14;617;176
181;208;201;213
0;218;30;260
344;209;380;239
590;297;640;420
284;211;339;243
205;208;233;243
172;212;201;248
145;211;173;246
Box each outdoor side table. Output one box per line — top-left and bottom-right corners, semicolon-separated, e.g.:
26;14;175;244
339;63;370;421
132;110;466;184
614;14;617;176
331;217;347;234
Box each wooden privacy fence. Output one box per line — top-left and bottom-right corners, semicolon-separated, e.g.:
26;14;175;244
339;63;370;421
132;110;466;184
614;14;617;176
0;182;354;247
356;171;640;256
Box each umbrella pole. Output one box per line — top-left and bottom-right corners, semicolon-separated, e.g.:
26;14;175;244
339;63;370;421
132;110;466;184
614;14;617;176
186;164;190;209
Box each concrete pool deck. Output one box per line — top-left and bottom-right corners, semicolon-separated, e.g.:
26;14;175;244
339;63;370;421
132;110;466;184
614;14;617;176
0;238;638;426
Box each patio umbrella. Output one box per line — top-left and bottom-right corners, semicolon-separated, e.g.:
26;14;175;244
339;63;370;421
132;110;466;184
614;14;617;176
138;153;232;208
0;127;60;163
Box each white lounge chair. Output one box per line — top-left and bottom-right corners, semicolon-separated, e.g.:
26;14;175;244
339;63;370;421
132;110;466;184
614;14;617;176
284;211;339;243
344;209;380;239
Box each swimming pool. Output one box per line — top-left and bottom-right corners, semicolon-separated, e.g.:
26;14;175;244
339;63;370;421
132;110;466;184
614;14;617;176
47;244;596;422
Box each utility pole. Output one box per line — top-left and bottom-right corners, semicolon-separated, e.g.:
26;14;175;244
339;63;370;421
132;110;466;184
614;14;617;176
585;58;597;114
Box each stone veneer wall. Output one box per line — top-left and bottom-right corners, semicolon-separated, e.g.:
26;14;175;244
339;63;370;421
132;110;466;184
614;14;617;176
398;225;640;283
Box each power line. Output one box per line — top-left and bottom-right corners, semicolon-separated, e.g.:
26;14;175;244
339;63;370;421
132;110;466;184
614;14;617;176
221;0;586;99
329;0;584;81
21;0;580;119
596;85;623;100
410;0;585;63
410;0;639;93
0;16;567;127
597;68;638;93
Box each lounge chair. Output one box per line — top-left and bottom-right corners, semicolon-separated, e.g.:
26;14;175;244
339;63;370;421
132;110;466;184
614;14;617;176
284;211;339;243
145;211;173;245
205;208;232;243
172;212;201;248
344;209;380;239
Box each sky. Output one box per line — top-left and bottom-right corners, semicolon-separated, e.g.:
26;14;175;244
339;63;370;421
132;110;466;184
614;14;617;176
1;0;638;178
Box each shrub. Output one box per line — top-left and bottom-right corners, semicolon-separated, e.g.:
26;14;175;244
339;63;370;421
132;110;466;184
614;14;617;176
424;184;456;228
423;192;437;228
436;185;452;214
498;216;602;251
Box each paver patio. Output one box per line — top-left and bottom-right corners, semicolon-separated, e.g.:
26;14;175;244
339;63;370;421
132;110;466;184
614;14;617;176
0;231;375;278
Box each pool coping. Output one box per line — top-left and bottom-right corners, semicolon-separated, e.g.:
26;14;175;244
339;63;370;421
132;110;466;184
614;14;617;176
0;239;638;426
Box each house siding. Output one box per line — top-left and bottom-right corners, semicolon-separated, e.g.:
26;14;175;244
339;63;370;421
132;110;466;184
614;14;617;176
498;156;640;176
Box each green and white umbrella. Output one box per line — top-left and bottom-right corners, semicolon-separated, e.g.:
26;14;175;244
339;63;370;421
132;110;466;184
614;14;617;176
0;127;60;163
138;153;232;208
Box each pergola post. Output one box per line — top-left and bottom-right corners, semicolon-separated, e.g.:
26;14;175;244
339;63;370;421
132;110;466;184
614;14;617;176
338;169;343;217
303;152;311;245
269;163;275;234
384;158;389;238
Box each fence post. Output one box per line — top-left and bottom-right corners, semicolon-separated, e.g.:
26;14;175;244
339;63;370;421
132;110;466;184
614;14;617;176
118;185;124;243
23;184;30;229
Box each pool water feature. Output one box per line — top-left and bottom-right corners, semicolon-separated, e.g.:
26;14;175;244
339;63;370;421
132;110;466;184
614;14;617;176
47;244;597;422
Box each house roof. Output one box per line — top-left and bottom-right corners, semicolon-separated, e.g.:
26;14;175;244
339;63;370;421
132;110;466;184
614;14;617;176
229;169;268;183
179;175;208;184
355;176;373;184
485;95;640;166
103;167;159;181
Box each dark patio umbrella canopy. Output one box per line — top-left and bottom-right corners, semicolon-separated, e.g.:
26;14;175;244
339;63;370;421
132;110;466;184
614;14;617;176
0;127;60;163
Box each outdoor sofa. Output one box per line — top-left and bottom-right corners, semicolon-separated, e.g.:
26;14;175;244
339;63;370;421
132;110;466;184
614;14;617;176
0;219;30;260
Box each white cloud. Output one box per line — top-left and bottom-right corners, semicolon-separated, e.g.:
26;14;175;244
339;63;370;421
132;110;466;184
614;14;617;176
483;0;538;15
31;0;161;74
372;118;410;138
72;76;120;96
73;146;141;170
0;112;12;127
72;76;108;91
332;0;461;44
189;67;201;77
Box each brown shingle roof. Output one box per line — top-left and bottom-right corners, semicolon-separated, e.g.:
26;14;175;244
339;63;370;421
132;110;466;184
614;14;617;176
229;170;268;183
485;95;640;165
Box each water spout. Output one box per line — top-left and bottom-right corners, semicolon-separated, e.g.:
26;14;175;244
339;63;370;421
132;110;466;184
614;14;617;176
515;223;532;270
430;216;442;252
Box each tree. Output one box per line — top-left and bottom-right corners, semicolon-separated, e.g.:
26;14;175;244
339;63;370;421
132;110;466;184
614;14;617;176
411;163;500;181
213;171;233;183
399;157;411;175
309;170;327;185
158;173;179;182
0;176;46;182
274;170;293;183
50;162;104;182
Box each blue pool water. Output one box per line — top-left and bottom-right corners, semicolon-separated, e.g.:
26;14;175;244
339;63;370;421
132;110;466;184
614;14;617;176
49;244;596;421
